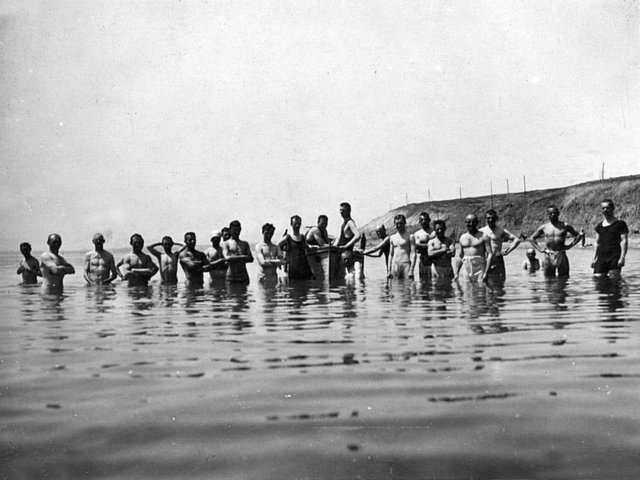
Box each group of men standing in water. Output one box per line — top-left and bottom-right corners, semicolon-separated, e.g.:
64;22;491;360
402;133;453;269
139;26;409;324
17;199;629;292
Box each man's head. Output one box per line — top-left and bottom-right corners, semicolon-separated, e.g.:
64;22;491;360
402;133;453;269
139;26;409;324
162;236;175;251
317;215;328;229
546;205;560;222
419;212;431;229
339;202;351;219
19;242;31;256
290;215;302;229
485;209;498;228
209;230;222;247
229;220;242;239
601;199;615;216
374;224;386;239
47;234;62;253
434;219;447;237
465;214;479;232
184;232;197;249
130;233;144;253
526;248;537;259
262;223;275;241
92;233;106;251
394;214;407;233
221;227;231;241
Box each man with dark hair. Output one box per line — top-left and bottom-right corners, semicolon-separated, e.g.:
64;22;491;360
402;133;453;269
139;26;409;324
148;236;186;284
529;205;582;278
414;212;435;281
306;214;331;280
387;214;416;280
592;199;628;278
427;220;455;279
17;242;41;284
179;232;211;287
336;202;363;280
255;223;284;283
117;234;158;287
222;220;253;284
278;215;314;280
480;209;521;279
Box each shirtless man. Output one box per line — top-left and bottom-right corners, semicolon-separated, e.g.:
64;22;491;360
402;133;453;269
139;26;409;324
147;236;185;284
306;215;331;280
17;242;41;284
454;214;493;282
40;234;75;293
255;223;284;283
117;234;159;287
336;202;362;279
414;212;435;281
387;214;416;280
363;224;391;276
222;220;254;284
591;199;628;278
83;233;118;285
205;230;227;282
529;205;582;278
427;220;455;279
179;232;211;287
523;248;540;271
480;209;521;279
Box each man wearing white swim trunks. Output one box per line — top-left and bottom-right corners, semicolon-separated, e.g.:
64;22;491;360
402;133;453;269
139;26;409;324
529;205;582;278
454;214;493;283
387;214;416;280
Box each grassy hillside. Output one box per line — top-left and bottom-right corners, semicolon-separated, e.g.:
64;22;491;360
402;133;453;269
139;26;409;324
361;175;640;244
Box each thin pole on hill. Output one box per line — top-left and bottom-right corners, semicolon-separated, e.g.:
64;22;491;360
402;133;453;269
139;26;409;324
506;179;509;201
601;162;605;181
490;181;494;209
523;175;527;197
459;187;462;200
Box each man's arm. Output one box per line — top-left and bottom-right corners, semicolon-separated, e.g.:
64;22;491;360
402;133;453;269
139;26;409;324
147;243;163;259
481;235;494;282
564;225;582;250
409;234;417;278
427;238;446;259
179;251;202;271
591;229;600;268
619;231;628;267
502;229;521;256
363;237;389;257
528;226;546;253
104;254;119;284
140;255;159;279
386;237;395;278
453;236;465;279
83;253;93;284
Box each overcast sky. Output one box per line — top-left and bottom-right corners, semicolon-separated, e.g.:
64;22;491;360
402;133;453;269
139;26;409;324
1;0;638;251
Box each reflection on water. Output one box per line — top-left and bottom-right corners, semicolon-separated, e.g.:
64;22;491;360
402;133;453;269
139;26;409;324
1;248;640;479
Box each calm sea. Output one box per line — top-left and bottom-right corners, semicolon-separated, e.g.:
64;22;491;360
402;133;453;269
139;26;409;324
1;247;639;479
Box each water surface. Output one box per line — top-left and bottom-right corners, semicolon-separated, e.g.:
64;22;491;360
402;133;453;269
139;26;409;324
2;248;639;479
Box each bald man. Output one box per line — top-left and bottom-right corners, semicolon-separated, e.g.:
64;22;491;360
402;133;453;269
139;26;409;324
454;214;493;282
84;233;119;285
40;234;75;293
